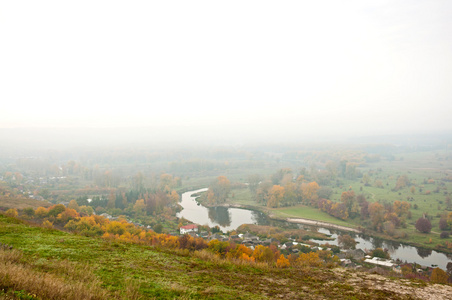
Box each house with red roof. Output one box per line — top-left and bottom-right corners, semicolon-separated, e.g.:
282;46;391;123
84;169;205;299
180;224;198;235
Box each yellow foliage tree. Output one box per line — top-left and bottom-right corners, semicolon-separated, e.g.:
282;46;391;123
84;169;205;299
430;267;449;284
252;245;274;263
56;208;79;224
241;253;255;262
133;199;146;215
267;185;285;208
393;200;410;217
301;181;320;203
35;206;48;218
276;254;290;268
227;244;253;260
105;221;128;235
5;208;18;218
42;220;54;229
296;252;322;267
169;190;180;204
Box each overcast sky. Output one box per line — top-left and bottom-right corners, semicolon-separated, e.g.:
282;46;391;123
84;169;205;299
1;1;451;141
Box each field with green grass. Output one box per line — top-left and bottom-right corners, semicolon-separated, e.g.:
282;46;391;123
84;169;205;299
270;205;356;228
2;213;451;299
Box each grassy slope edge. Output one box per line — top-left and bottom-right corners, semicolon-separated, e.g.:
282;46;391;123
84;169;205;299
1;214;451;300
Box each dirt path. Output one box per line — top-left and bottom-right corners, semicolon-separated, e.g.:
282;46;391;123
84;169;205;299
286;217;361;233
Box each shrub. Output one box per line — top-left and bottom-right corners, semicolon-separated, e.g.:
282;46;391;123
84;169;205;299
371;248;390;259
431;267;449;284
297;252;322;267
35;207;48;218
48;204;66;217
22;207;35;217
252;245;274;263
42;220;54;229
5;208;18;218
440;231;450;239
415;218;432;233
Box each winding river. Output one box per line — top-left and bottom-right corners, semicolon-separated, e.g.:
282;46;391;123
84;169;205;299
177;189;452;270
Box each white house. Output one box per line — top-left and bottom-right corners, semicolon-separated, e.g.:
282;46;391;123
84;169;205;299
180;224;198;235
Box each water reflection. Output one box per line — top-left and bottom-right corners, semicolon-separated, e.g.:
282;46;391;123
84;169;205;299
417;247;433;259
208;207;231;227
177;188;270;232
372;237;383;250
251;210;271;226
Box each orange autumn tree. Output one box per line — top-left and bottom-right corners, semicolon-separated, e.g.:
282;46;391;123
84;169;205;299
267;185;285;208
56;208;80;224
276;254;290;268
296;252;322;267
227;244;253;261
252;245;274;263
301;181;320;204
430;267;449;284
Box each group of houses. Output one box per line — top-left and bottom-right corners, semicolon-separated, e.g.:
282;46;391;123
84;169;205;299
178;223;426;275
179;224;307;249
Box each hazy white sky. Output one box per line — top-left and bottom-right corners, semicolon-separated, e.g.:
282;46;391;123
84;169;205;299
1;1;451;138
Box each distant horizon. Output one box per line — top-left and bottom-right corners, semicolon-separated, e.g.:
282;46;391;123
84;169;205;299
1;126;451;151
1;1;452;139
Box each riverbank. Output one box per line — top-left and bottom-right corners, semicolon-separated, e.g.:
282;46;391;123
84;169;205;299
186;189;452;256
286;217;361;233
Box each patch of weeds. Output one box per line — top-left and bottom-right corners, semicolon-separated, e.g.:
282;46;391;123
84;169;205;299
13;290;39;300
330;282;355;291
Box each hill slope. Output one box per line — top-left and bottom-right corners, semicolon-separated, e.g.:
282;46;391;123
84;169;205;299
0;214;451;299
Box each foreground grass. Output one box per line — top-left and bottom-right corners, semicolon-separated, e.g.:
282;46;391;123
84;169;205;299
1;214;451;299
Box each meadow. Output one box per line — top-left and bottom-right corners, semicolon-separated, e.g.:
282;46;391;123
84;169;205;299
1;213;451;299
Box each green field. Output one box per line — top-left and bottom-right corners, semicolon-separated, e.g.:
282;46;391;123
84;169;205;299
270;205;356;228
2;214;439;299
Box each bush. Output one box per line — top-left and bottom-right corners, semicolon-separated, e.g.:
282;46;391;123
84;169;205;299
415;217;432;233
42;220;54;229
5;208;18;218
431;267;449;284
371;248;390;259
48;204;66;217
22;207;35;217
440;231;450;239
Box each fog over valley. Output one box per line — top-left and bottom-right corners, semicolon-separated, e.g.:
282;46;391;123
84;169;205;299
1;1;452;299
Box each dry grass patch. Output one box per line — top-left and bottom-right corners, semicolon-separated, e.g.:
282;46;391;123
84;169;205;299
0;248;109;300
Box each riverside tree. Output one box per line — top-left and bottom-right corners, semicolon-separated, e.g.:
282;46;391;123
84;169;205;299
207;176;231;205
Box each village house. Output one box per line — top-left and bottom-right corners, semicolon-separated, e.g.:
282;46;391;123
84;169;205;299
180;224;198;235
364;256;394;268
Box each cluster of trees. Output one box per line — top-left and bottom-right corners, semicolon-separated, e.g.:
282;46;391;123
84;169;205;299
248;169;320;208
314;188;412;236
247;169;417;237
74;173;181;218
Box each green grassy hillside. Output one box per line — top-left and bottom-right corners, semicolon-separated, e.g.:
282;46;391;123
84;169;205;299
1;214;452;299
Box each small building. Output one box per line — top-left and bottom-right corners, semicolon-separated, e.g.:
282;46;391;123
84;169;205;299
209;233;223;241
180;224;198;235
364;257;394;268
243;232;259;241
346;249;365;260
